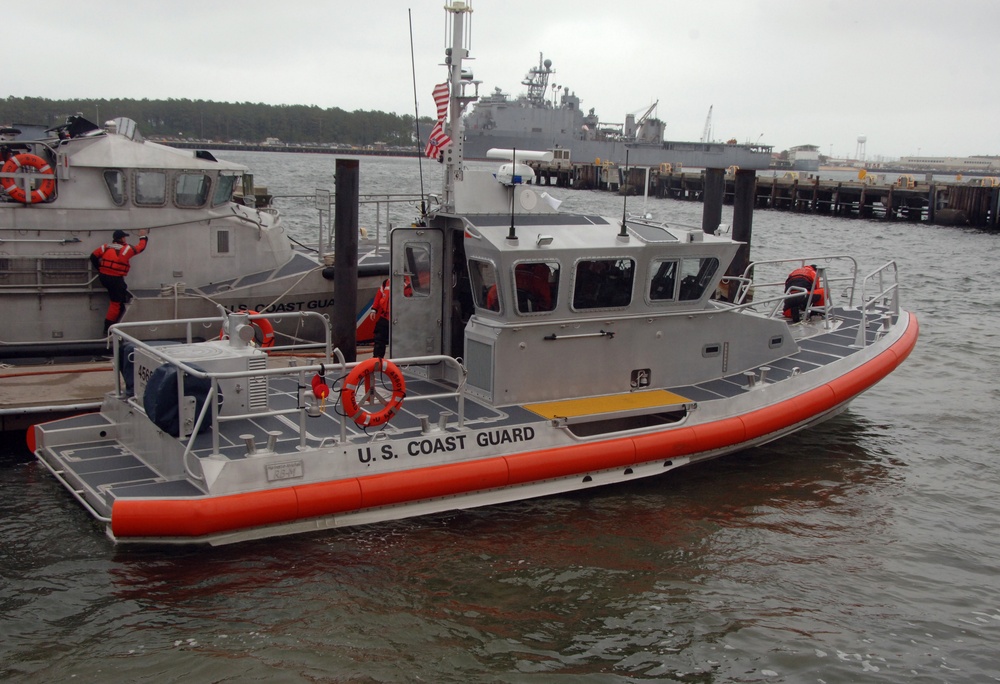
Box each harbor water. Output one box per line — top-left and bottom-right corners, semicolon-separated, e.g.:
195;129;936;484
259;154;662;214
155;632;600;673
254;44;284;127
2;153;998;683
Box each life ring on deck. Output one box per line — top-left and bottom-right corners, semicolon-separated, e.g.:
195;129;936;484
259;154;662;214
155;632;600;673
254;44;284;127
219;312;276;348
341;357;406;428
1;153;56;203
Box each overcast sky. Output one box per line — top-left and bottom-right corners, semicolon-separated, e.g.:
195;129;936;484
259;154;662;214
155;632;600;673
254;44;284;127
6;0;996;160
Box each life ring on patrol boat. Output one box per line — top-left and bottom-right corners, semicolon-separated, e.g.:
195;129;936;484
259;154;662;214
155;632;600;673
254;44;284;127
1;153;56;204
341;357;406;428
219;312;276;348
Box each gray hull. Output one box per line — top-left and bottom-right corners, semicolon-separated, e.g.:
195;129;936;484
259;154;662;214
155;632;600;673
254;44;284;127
463;132;772;170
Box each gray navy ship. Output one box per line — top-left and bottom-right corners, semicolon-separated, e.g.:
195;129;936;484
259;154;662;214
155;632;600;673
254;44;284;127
463;53;773;170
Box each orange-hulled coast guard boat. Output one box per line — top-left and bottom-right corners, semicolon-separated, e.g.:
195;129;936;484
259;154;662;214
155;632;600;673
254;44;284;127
31;2;917;545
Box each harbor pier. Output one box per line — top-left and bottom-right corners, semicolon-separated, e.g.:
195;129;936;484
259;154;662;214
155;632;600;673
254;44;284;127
527;161;1000;229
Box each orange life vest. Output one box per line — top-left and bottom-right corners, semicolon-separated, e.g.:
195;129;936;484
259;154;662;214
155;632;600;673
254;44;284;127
786;265;816;286
373;282;390;320
93;237;148;277
784;265;825;317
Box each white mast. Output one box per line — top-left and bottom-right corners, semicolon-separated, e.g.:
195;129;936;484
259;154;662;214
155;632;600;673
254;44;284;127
442;1;472;211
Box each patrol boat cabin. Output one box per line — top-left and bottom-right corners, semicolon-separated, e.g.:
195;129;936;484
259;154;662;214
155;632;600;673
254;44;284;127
390;160;765;415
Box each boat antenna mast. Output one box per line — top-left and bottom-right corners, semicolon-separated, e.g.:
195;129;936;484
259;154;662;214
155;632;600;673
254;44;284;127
408;9;426;218
441;0;477;211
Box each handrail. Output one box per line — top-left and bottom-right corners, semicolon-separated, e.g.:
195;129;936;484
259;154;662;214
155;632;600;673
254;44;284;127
737;255;860;308
854;261;900;347
181;353;467;455
110;312;470;465
113;310;334;371
35;452;112;523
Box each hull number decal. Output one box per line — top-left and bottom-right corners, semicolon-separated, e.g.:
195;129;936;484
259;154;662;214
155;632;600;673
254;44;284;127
266;460;304;482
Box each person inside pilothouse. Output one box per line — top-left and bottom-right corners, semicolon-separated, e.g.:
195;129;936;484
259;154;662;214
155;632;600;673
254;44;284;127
513;262;554;312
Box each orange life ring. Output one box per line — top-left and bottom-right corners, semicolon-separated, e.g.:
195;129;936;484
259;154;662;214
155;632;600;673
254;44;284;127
341;358;406;428
247;313;275;348
1;153;56;204
218;312;276;348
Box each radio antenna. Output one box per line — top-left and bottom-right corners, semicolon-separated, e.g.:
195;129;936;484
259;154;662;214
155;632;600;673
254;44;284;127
408;9;426;217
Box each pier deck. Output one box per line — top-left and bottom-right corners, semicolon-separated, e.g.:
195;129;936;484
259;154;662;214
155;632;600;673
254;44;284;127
527;162;1000;228
0;361;112;433
0;351;373;434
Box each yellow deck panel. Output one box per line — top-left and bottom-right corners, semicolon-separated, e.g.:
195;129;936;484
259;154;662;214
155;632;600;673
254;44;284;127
524;389;691;420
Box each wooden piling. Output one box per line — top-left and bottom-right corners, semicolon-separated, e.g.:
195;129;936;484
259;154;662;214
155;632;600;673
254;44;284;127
730;169;756;286
333;158;359;361
702;168;725;234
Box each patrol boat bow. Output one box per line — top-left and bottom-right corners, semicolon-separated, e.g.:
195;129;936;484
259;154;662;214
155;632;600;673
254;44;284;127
31;2;917;545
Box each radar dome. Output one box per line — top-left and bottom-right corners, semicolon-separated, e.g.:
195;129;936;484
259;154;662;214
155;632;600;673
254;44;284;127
543;59;552;69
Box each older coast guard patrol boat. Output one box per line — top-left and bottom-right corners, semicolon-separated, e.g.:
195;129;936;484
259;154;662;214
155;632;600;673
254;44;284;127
1;116;384;356
30;2;917;545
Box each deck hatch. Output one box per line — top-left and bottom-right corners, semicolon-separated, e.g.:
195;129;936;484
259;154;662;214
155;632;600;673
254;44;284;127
524;389;691;420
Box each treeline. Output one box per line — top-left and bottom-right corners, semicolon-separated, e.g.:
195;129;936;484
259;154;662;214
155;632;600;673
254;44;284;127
0;96;427;146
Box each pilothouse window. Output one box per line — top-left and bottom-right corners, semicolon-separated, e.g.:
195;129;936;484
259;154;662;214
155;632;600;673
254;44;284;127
513;261;559;314
648;259;678;301
175;173;210;207
678;257;720;301
134;171;166;206
469;259;500;312
573;258;634;309
213;174;238;207
103;170;127;206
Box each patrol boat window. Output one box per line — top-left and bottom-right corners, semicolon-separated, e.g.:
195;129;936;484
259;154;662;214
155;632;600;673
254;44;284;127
514;261;559;314
648;259;678;301
678;257;720;301
134;171;166;206
212;173;239;207
175;173;211;208
103;170;127;207
469;259;500;312
573;258;634;309
403;243;432;297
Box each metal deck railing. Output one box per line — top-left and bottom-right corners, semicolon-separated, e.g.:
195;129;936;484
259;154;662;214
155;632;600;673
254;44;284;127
110;311;469;477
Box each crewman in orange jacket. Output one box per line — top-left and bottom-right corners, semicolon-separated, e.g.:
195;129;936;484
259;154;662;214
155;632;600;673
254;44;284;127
369;277;412;358
90;229;149;334
370;280;391;358
783;264;824;323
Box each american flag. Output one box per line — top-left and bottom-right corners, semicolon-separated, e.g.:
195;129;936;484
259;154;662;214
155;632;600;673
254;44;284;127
424;82;452;159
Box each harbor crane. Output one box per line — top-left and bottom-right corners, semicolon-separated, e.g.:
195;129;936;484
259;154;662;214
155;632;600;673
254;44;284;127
701;105;713;143
632;101;659;127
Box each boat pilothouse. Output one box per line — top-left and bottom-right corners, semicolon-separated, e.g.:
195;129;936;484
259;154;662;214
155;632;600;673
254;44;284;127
30;1;916;545
391;182;751;408
1;114;382;354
